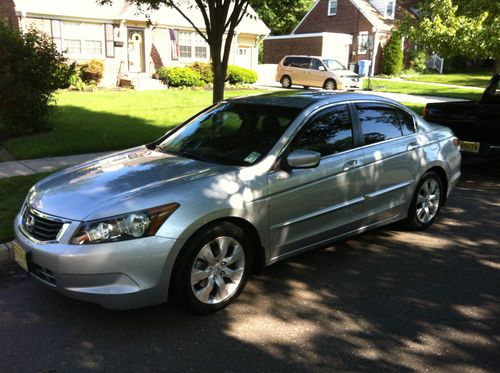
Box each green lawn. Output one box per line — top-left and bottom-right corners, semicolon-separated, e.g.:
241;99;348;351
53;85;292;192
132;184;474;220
364;79;483;101
3;89;268;160
0;173;50;243
401;73;492;88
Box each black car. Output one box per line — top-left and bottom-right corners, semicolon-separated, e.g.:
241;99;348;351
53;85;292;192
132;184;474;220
423;73;500;156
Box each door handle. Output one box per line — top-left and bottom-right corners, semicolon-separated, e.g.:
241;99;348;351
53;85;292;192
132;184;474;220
343;159;364;171
407;142;418;151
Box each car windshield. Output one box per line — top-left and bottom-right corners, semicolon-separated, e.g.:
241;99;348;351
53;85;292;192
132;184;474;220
157;102;301;166
322;59;347;70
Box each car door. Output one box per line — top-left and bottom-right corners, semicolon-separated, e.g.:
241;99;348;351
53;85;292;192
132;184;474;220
307;58;327;88
354;102;421;224
267;104;366;262
289;57;310;86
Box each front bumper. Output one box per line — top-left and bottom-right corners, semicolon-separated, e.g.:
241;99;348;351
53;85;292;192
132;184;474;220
339;77;362;90
13;214;182;309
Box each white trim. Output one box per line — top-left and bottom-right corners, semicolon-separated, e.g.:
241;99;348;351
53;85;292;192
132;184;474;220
328;0;338;16
265;32;353;45
291;0;321;34
357;31;369;54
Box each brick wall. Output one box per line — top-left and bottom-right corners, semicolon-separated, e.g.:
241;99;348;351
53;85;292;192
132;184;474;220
0;0;19;30
263;36;323;64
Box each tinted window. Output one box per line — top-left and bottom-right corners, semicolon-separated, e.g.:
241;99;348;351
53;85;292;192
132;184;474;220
283;57;291;66
357;104;403;145
291;104;353;157
396;108;416;135
289;57;311;69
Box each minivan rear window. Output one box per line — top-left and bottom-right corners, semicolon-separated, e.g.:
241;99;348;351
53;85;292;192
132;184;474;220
284;57;311;69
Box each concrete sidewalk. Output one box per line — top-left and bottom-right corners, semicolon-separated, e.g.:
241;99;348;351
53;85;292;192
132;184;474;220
0;152;110;179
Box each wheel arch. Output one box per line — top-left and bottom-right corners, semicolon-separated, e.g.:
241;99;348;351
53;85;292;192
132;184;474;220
423;165;449;204
173;216;266;277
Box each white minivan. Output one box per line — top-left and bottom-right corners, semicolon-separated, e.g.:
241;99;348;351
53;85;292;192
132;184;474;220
276;55;362;90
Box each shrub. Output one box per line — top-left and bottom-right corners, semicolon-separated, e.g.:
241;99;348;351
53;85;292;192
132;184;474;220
79;59;104;84
157;66;204;87
407;49;427;73
0;22;69;134
381;34;403;75
226;65;258;84
190;62;213;83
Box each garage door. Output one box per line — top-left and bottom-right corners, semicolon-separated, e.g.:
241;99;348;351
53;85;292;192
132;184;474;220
323;44;350;68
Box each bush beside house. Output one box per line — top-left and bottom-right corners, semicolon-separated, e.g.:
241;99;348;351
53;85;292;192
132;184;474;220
0;22;72;135
381;34;404;76
157;64;258;88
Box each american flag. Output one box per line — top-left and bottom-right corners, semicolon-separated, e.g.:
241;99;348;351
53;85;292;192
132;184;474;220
169;28;179;60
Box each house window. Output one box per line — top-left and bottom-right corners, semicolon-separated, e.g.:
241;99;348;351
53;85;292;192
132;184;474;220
179;31;192;58
178;30;209;60
194;33;208;59
357;32;369;54
386;0;396;19
328;0;337;16
60;21;105;58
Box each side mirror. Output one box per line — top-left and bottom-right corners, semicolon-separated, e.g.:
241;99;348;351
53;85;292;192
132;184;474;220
287;150;321;169
318;65;326;71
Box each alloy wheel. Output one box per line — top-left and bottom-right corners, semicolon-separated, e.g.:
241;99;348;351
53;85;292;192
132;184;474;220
416;178;441;224
190;236;245;304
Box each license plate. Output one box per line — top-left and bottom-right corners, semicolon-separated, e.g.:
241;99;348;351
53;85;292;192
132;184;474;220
13;241;29;272
460;141;480;153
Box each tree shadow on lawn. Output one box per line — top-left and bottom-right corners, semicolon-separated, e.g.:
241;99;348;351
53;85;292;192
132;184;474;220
3;106;173;160
0;161;498;372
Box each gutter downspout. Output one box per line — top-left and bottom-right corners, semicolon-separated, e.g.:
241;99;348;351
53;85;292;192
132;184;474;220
370;28;379;77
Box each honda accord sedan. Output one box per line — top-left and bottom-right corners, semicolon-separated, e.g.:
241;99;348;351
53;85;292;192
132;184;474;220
13;92;461;313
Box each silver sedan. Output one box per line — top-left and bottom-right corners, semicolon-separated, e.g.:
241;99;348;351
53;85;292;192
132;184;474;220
13;92;461;313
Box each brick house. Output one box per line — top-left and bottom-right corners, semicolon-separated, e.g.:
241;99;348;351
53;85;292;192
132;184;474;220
264;0;415;75
1;0;269;88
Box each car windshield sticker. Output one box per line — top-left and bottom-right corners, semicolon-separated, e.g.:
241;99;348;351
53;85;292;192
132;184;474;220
244;151;261;164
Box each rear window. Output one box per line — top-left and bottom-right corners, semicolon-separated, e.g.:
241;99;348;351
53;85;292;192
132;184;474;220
284;57;311;69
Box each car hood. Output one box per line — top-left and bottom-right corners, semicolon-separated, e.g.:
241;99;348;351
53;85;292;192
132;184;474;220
28;147;232;220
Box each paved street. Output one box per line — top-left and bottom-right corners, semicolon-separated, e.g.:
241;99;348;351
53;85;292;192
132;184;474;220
0;157;499;372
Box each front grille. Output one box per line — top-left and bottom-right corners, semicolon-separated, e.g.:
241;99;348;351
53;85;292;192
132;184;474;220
31;264;56;285
22;208;64;242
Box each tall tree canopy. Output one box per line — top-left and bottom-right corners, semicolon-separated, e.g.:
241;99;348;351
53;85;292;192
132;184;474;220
251;0;315;35
99;0;252;103
399;0;500;71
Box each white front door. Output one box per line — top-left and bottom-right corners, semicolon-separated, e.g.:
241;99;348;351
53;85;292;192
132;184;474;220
236;47;252;69
128;29;145;73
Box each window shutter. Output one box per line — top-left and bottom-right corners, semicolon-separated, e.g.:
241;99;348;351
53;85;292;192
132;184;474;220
105;24;115;58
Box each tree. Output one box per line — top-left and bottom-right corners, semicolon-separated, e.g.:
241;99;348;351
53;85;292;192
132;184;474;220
381;33;403;75
0;22;74;135
99;0;253;103
399;0;500;72
251;0;314;35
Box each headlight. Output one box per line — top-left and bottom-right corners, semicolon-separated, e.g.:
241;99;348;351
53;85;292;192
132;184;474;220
71;203;179;245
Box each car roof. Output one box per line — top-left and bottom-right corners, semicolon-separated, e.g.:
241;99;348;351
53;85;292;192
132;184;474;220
226;91;402;110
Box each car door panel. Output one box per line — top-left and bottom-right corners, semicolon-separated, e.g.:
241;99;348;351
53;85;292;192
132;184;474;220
355;103;421;224
267;104;366;261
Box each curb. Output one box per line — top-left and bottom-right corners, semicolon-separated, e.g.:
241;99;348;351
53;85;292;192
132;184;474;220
0;242;14;267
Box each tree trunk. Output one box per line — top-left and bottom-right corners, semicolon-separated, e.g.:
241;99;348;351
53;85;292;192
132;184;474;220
495;57;500;73
212;61;227;103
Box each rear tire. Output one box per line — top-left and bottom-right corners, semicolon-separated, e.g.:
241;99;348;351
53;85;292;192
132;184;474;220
280;75;292;88
173;222;252;314
404;171;444;231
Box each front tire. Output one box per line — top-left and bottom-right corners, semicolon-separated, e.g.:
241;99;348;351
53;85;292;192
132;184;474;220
404;171;444;230
173;222;252;314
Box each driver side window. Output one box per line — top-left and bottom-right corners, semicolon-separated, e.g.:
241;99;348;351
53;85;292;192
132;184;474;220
291;104;354;157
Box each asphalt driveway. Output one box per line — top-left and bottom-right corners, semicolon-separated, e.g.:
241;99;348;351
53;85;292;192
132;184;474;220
0;156;498;372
